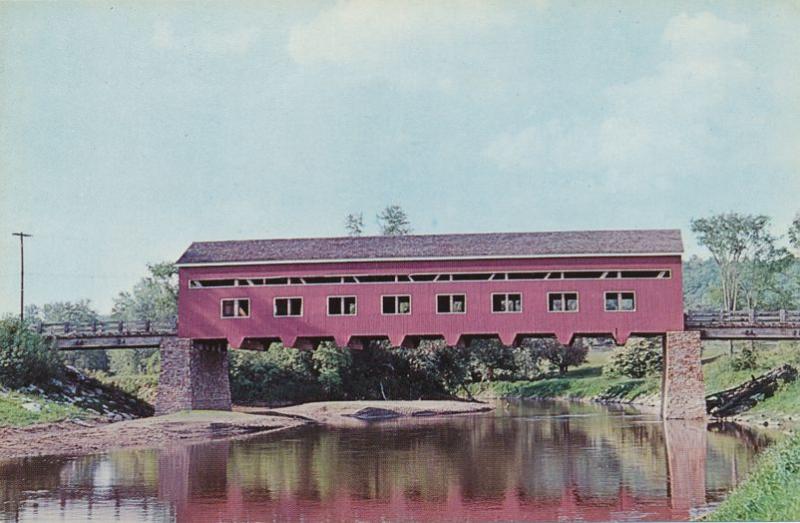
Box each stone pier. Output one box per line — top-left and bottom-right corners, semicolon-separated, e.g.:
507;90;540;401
661;331;706;420
155;337;232;415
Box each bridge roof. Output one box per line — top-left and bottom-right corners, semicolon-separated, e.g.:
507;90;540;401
176;229;683;266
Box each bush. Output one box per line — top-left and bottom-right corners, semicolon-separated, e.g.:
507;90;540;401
527;338;588;375
312;342;352;397
732;342;759;371
229;345;321;404
0;317;63;388
604;337;663;378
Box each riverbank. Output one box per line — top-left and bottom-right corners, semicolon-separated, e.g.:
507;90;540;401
704;431;800;521
469;342;800;430
467;352;662;408
0;400;491;459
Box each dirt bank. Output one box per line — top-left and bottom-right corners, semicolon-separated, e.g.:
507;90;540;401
0;400;492;459
0;410;306;460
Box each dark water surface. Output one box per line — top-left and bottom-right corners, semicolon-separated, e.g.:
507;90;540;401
0;400;776;522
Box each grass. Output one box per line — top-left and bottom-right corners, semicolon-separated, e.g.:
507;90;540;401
93;372;159;404
468;350;661;403
0;389;91;427
470;340;800;413
705;431;800;521
703;340;800;422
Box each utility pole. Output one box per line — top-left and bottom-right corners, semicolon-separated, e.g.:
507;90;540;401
11;232;32;321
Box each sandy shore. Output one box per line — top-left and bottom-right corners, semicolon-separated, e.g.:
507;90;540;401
0;400;492;459
250;399;493;426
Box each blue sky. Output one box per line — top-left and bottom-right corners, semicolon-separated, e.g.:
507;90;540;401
1;1;798;315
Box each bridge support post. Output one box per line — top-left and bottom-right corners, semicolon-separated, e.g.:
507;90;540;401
661;331;706;420
155;338;231;415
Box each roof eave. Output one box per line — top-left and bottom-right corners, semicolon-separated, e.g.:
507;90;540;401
175;251;684;268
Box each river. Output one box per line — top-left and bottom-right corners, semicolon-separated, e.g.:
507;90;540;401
0;400;776;522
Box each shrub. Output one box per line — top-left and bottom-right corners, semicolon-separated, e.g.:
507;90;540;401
527;338;589;375
0;317;63;388
732;342;759;371
604;337;663;378
312;342;352;397
229;345;321;404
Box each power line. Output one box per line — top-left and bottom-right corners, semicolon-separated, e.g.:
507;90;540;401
11;232;32;321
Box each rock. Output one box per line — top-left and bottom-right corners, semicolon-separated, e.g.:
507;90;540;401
22;402;42;413
346;407;401;420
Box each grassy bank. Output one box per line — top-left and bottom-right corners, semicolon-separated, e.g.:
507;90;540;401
705;431;800;521
0;389;91;426
703;340;800;424
469;341;800;418
468;351;661;404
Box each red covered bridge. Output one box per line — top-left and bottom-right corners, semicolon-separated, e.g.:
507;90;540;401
39;229;800;419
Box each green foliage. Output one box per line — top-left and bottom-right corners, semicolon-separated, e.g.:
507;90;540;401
691;212;789;311
683;255;723;309
229;345;321;404
312;343;352;396
604;337;663;379
112;262;178;323
24;300;110;371
528;338;588;375
345;212;364;236
93;372;160;404
731;342;759;371
790;212;800;250
108;349;158;376
377;204;412;236
466;339;519;381
706;432;800;521
0;317;62;389
0;389;90;427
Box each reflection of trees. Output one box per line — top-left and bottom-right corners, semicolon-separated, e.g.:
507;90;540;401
0;456;72;518
0;451;170;522
705;422;776;500
0;403;778;520
223;400;777;511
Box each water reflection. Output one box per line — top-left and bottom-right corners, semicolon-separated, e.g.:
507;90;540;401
0;400;775;522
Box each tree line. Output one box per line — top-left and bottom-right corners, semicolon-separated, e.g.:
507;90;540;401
4;208;799;401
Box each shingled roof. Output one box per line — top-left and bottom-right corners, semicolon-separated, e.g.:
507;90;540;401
176;229;682;266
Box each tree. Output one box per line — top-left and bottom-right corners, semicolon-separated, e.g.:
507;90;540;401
0;316;62;388
377;205;412;236
345;212;365;236
25;300;98;325
604;337;663;378
111;262;178;323
528;338;588;375
109;262;178;376
690;213;784;311
24;300;109;371
682;256;723;310
790;212;800;251
739;242;793;310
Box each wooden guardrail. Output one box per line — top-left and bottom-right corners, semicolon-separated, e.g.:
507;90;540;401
36;319;178;338
685;309;800;326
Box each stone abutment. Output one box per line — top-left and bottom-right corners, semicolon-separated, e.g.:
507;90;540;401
155;338;232;415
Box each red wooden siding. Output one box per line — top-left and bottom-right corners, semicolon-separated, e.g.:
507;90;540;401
177;255;683;349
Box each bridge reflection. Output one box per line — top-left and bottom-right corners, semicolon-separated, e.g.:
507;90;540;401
0;402;775;522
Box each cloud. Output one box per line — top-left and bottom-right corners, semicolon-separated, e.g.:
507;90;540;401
288;0;521;66
152;20;260;55
483;121;595;173
484;12;757;191
663;11;749;54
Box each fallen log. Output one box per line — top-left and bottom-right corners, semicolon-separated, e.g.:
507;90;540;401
706;364;797;418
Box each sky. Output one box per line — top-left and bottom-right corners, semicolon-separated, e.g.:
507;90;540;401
1;0;798;316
